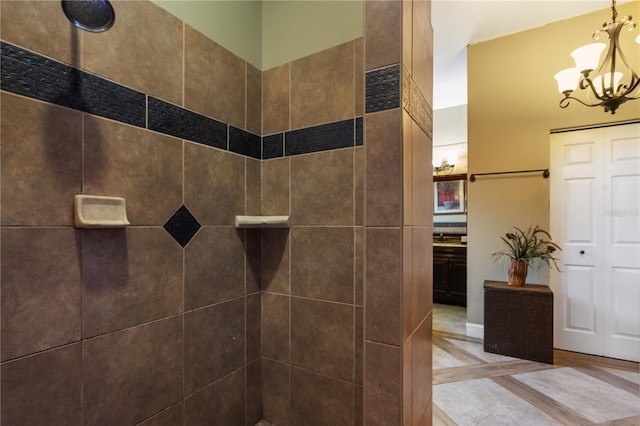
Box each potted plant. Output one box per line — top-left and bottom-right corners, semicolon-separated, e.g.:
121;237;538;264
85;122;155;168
493;225;562;287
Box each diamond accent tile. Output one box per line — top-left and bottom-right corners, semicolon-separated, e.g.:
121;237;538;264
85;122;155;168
163;205;201;247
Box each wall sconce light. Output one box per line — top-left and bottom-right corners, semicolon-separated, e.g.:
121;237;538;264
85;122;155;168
554;0;640;114
433;157;456;174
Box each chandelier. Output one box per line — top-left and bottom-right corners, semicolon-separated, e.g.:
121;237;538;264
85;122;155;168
554;0;640;114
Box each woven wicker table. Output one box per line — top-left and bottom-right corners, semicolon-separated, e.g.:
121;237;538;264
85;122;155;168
483;280;553;364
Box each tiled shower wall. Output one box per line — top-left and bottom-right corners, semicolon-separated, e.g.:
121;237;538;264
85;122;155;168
1;0;433;425
0;1;263;425
0;0;369;425
259;39;364;425
364;1;434;424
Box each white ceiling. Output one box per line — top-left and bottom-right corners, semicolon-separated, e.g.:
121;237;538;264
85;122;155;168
432;0;622;110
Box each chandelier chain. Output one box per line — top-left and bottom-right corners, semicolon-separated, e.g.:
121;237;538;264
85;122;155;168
611;0;617;21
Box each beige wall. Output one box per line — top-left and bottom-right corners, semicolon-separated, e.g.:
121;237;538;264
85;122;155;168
467;1;640;325
154;0;363;70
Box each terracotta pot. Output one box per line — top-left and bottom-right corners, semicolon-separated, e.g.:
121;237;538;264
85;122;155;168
508;259;528;287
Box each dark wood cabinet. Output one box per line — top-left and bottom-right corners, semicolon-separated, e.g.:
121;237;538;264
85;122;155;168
433;245;467;306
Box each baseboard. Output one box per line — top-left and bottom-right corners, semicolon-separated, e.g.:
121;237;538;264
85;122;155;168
466;322;484;339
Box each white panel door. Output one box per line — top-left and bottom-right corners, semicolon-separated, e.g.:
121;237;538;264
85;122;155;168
551;123;640;362
550;129;604;356
602;124;640;362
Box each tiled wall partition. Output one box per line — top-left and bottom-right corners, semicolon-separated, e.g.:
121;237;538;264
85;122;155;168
364;1;434;424
0;0;433;425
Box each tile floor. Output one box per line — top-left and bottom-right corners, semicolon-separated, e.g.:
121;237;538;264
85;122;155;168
432;304;640;425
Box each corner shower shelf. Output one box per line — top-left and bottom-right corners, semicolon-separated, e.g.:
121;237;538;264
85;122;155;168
234;215;290;229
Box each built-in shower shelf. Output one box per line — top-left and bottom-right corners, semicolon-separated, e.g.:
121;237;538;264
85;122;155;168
74;194;130;228
234;215;290;229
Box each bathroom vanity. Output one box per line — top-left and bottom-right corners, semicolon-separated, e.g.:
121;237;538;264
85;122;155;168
433;239;467;306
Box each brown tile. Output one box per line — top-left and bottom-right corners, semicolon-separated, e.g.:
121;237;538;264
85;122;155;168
262;359;290;426
1;344;81;426
365;0;403;71
355;147;365;226
291;298;353;382
184;299;245;395
365;0;402;70
403;336;413;426
262;293;290;363
364;342;401;425
185;26;245;128
403;0;413;73
0;0;75;65
244;228;262;294
365;110;403;227
366;228;401;346
263;63;290;134
412;0;434;106
184;142;245;226
247;63;263;135
403;111;414;226
412;120;433;225
247;293;262;362
411;315;432;425
291;149;354;226
185;227;245;310
1;93;81;226
291;227;354;303
291;41;355;129
138;403;184;426
82;1;183;105
403;227;414;343
262;228;290;294
246;359;262;426
82;227;183;338
355;306;363;385
355;37;365;117
355;226;364;306
355;385;364;426
262;158;290;216
83;317;183;426
412;226;433;330
184;369;245;426
290;367;354;426
246;158;262;216
1;228;81;361
83;116;182;226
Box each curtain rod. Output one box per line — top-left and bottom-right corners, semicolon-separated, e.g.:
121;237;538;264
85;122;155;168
469;169;549;182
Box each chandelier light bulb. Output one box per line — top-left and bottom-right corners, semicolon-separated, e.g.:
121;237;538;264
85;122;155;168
571;43;606;74
593;72;624;96
554;68;581;93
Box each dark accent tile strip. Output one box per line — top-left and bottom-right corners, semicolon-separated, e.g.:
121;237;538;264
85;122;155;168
148;97;227;150
229;126;261;159
1;42;363;159
1;42;146;127
263;133;284;159
163;205;202;248
365;64;401;113
356;117;363;146
285;119;355;157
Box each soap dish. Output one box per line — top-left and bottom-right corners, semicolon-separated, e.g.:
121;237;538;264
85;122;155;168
74;194;130;228
234;215;290;228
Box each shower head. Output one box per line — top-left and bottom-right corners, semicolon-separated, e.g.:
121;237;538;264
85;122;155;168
62;0;115;33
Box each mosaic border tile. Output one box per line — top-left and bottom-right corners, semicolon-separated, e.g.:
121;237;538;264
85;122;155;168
1;42;146;127
229;126;261;159
263;134;285;159
1;41;364;160
285;119;355;156
148;97;227;150
365;64;401;113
